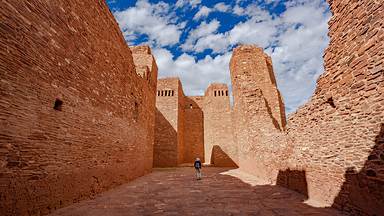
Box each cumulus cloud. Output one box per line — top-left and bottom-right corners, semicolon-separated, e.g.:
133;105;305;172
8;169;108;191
268;0;331;113
113;0;183;47
214;3;231;12
181;19;221;51
193;6;212;20
176;0;201;9
153;48;232;96
112;0;331;113
179;0;330;112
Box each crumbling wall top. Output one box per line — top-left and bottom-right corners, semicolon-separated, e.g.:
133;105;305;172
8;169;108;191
130;45;152;54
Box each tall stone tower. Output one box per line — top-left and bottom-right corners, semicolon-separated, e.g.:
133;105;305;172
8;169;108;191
231;45;286;131
230;45;287;181
203;83;237;166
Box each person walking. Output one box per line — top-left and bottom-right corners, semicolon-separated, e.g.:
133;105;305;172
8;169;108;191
194;158;202;180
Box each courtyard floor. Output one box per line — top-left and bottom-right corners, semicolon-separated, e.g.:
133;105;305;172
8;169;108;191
50;167;344;216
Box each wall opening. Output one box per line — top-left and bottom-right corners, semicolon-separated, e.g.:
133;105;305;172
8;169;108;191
214;91;216;97
53;98;63;111
326;97;336;108
133;102;139;122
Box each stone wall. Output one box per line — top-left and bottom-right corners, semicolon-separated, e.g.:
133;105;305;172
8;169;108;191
285;0;384;214
203;84;237;165
183;97;204;163
230;46;288;181
0;0;157;215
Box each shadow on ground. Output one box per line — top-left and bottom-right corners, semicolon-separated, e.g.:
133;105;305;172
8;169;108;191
50;167;344;216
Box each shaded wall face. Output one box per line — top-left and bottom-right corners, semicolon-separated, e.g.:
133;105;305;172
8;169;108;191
154;79;181;167
285;0;384;214
0;1;156;215
203;86;237;165
177;83;186;164
183;97;204;163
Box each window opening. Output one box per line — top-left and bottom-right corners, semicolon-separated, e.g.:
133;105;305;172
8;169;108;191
133;102;139;122
326;97;336;108
53;98;63;111
226;90;228;96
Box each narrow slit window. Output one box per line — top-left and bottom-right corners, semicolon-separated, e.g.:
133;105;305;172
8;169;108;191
172;90;174;96
133;102;139;122
326;97;336;108
53;98;63;111
214;91;216;97
221;90;224;96
161;91;163;96
226;90;228;96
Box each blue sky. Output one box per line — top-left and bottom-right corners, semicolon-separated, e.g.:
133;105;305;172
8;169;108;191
107;0;331;114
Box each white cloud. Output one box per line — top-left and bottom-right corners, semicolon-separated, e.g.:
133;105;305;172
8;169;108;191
178;0;330;113
113;0;331;113
181;19;221;51
229;17;278;48
214;3;231;12
193;6;212;20
194;33;230;53
176;0;201;8
114;0;183;47
153;48;232;96
269;0;331;113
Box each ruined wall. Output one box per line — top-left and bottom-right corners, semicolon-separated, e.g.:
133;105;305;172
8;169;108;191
183;97;204;163
203;84;237;165
130;45;158;171
285;0;384;214
230;46;288;181
154;78;185;167
0;0;157;215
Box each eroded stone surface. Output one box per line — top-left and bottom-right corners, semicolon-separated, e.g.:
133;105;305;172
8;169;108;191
0;1;157;215
49;168;345;216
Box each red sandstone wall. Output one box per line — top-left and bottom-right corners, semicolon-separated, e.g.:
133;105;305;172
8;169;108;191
230;46;288;181
285;0;384;214
0;1;157;215
203;84;237;165
183;97;204;163
154;78;185;167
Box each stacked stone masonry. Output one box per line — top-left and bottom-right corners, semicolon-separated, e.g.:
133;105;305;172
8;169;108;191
0;0;383;215
286;0;384;214
226;0;384;215
154;79;237;167
154;78;186;167
0;1;157;215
